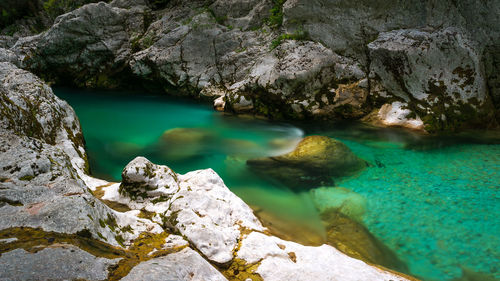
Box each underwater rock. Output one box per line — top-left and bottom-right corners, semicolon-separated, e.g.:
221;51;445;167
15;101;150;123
156;127;215;161
310;187;367;222
321;209;408;274
253;206;326;246
247;136;367;189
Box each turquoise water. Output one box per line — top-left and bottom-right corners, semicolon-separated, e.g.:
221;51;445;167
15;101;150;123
55;88;500;281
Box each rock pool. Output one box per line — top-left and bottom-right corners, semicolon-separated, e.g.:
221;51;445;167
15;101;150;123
55;88;500;281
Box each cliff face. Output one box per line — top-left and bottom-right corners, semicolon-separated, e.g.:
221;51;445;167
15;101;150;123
2;0;499;132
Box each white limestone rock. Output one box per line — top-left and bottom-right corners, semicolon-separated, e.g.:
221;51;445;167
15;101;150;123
122;248;228;281
237;232;410;281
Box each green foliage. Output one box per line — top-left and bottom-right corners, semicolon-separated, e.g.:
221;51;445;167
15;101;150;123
268;0;285;27
43;0;67;19
270;27;308;50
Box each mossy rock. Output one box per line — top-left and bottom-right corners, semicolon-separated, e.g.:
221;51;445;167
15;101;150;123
246;136;367;189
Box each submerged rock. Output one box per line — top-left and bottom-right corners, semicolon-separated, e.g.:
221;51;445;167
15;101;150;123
321;209;408;274
247;136;367;189
155;127;215;161
310;187;367;222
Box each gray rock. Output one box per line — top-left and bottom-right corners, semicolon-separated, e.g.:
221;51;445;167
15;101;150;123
122;248;228;281
0;62;161;248
14;1;150;88
0;246;120;281
368;27;495;132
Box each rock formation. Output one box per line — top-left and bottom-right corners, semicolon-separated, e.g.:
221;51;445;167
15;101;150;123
1;0;497;132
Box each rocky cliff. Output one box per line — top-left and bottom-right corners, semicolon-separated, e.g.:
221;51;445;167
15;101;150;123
1;0;498;132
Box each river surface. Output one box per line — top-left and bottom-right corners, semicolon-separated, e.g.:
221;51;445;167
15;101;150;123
55;88;500;281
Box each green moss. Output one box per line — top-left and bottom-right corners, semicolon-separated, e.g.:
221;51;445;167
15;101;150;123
0;227;184;281
19;175;34;181
151;195;170;204
115;234;125;247
270;28;308;50
0;197;23;206
138;209;155;220
221;258;263;281
76;228;93;239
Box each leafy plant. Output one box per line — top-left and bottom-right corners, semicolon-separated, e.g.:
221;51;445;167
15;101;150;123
268;0;286;27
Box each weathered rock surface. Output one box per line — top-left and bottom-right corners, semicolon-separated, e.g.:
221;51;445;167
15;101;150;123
0;246;120;281
122;247;228;281
0;62;161;248
247;135;367;189
14;0;151;88
237;231;410;281
104;156;265;264
368;27;495;132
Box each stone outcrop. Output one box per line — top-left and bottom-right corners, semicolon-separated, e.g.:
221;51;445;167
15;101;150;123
102;156;412;280
13;0;151;88
2;0;497;132
247;135;367;189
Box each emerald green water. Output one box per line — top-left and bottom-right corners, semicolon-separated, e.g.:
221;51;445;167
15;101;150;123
55;88;500;281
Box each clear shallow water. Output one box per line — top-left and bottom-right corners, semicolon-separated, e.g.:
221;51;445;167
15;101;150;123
55;88;500;281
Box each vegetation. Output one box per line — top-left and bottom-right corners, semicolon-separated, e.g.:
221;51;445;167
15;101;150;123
268;0;286;27
270;27;308;50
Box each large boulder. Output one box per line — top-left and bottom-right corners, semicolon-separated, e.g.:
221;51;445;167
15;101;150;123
368;27;496;132
13;0;150;88
246;136;367;189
